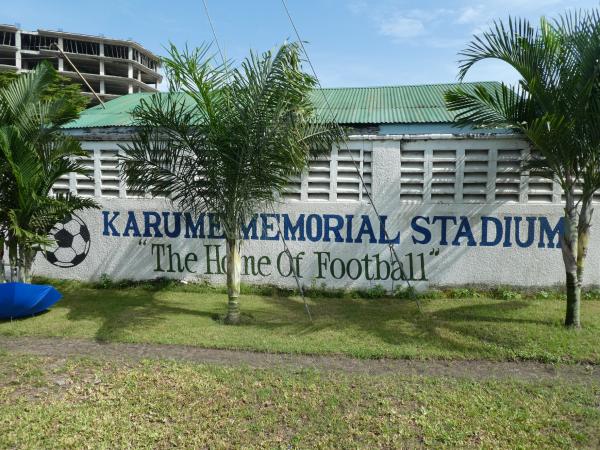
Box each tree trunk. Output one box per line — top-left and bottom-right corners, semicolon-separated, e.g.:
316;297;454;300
0;235;5;283
565;271;580;328
569;196;594;328
19;246;36;284
224;237;242;324
8;235;19;282
561;188;580;328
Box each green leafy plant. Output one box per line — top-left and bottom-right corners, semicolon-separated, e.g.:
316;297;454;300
535;290;551;300
583;289;600;300
498;289;523;301
447;288;479;299
393;285;418;300
0;70;89;116
360;284;387;299
0;62;98;282
97;274;113;289
121;42;344;323
445;10;600;327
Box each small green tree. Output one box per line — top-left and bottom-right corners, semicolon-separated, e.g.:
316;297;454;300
445;11;600;327
122;42;344;323
0;69;89;116
0;63;97;282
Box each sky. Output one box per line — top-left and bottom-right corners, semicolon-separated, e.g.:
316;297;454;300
1;0;597;89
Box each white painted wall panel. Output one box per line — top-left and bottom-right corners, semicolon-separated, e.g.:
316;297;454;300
30;134;596;290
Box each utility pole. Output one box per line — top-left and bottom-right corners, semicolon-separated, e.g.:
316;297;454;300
50;42;105;109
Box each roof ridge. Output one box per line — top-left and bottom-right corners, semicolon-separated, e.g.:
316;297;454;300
315;81;499;90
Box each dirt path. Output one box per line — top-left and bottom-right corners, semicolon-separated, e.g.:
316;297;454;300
1;335;598;383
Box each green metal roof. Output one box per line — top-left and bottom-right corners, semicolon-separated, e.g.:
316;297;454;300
64;82;500;129
63;93;155;129
311;82;500;124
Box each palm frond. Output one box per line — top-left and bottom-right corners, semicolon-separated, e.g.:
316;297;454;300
447;9;600;194
445;83;533;129
122;41;345;236
0;63;99;255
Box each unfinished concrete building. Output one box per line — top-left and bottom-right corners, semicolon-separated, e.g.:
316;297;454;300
0;24;162;103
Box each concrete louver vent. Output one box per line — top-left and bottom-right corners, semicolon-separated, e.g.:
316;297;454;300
99;150;121;198
397;140;548;204
462;149;490;202
430;149;456;202
282;174;302;201
494;148;523;202
528;176;554;203
561;180;584;203
75;150;95;197
336;147;364;201
361;145;373;199
283;143;373;202
52;174;70;196
558;181;600;203
307;156;331;201
399;149;425;202
526;150;554;203
51;137;589;205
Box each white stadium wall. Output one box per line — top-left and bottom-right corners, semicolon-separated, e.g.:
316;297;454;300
31;133;600;290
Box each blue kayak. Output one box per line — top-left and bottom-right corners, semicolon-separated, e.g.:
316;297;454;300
0;283;62;319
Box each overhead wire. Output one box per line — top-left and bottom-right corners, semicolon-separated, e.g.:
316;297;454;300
276;220;312;321
198;0;420;315
199;0;313;320
201;0;230;79
279;0;421;310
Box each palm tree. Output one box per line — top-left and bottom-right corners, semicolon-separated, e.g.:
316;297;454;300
0;63;98;282
122;42;344;324
0;170;10;282
444;11;600;327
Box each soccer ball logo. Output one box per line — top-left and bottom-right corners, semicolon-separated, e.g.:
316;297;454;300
45;214;91;268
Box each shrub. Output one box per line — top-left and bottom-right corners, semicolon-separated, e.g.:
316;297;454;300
497;289;523;301
359;285;387;299
97;273;113;289
447;288;480;299
393;285;418;300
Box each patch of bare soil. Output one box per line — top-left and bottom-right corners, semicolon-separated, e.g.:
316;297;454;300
1;336;598;384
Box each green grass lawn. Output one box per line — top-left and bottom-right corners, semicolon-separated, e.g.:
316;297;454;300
0;353;598;449
1;280;599;363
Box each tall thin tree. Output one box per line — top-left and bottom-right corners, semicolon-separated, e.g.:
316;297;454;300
122;42;344;323
445;11;600;327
